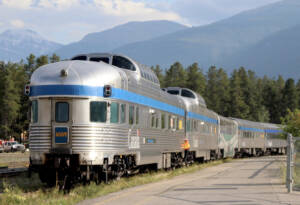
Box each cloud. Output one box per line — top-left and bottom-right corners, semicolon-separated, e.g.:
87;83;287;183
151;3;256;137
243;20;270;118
10;19;25;28
93;0;181;21
0;0;282;44
2;0;33;9
38;0;80;9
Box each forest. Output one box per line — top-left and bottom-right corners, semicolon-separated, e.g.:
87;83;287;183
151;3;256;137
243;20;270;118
0;54;299;139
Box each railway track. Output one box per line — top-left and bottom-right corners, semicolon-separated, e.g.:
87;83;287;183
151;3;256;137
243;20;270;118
0;166;28;177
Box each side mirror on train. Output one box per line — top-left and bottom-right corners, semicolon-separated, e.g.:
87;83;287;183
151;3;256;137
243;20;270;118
103;85;112;97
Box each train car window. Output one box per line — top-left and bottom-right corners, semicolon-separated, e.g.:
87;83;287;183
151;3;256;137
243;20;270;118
32;100;38;123
110;102;119;123
168;115;171;129
129;105;134;125
72;56;87;61
181;89;195;98
90;101;107;122
112;56;136;71
186;119;191;132
90;57;109;64
121;104;126;123
172;117;175;130
167;90;179;95
151;115;155;128
193;120;198;131
56;102;69;122
179;119;183;130
176;117;179;130
156;115;159;128
136;107;139;124
161;114;165;129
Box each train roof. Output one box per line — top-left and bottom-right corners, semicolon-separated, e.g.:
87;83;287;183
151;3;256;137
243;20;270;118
71;53;160;87
162;87;207;108
30;60;125;88
232;118;282;130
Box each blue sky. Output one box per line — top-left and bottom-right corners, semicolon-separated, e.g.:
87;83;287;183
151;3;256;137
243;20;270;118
0;0;282;44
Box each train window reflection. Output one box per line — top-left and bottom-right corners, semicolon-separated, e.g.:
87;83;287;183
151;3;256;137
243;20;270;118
72;55;87;61
151;115;155;128
32;100;38;123
112;56;136;71
90;101;107;122
121;104;126;123
161;114;165;129
90;57;109;64
56;102;69;122
167;90;179;95
136;107;139;124
129;105;134;125
110;102;119;123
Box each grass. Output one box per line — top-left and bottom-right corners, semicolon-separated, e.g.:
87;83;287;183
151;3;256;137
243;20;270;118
0;158;231;205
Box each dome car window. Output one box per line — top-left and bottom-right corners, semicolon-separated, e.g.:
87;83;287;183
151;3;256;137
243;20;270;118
72;56;87;61
112;56;136;71
167;90;179;95
181;89;195;98
90;57;109;64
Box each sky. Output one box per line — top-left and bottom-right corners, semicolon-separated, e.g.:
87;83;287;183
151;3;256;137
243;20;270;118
0;0;282;44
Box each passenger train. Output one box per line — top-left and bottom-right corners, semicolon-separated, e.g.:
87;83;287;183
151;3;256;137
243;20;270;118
27;53;286;187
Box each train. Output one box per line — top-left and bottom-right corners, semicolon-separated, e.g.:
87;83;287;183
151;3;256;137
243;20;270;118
26;53;286;188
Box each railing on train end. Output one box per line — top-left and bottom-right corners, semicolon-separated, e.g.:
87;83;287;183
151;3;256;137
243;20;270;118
286;134;300;193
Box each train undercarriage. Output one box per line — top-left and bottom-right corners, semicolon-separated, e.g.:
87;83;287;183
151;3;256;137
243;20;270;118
30;151;197;190
29;148;285;191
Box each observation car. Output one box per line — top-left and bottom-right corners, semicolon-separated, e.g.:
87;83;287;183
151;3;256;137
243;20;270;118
27;53;286;187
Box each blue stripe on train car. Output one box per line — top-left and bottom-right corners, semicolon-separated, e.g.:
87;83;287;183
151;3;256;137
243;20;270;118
264;129;282;133
30;85;185;116
238;126;265;133
187;112;218;125
29;84;219;123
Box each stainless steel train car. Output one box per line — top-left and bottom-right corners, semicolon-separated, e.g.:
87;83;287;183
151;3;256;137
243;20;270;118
232;118;285;157
27;53;286;187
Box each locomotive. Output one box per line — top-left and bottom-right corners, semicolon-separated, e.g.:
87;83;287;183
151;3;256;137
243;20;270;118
27;53;286;188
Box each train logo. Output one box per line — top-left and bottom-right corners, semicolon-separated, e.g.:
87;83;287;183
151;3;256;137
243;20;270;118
55;127;69;144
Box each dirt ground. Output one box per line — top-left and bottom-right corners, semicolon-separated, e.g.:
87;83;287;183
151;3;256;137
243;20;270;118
0;152;29;168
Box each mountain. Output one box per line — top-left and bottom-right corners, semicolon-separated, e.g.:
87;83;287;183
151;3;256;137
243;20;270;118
113;0;300;75
54;20;188;59
223;24;300;79
0;29;62;61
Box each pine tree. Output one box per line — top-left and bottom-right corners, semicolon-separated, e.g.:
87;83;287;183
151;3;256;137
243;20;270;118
216;68;230;116
296;79;300;109
164;62;186;88
0;63;21;138
25;54;36;76
205;66;219;111
282;78;298;117
228;69;249;119
50;53;60;63
36;55;49;68
185;63;206;96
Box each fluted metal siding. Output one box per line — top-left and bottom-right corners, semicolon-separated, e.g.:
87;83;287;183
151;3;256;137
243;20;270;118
29;125;51;151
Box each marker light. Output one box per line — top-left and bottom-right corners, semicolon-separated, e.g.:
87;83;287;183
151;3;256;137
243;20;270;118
103;85;112;97
24;84;30;96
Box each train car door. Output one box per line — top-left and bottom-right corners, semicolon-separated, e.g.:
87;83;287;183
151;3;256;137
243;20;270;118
51;99;72;152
